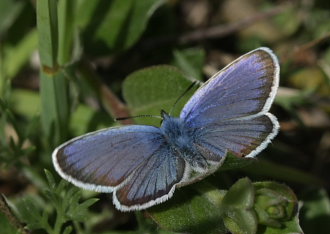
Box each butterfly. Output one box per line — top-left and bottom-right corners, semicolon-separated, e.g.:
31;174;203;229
52;47;279;211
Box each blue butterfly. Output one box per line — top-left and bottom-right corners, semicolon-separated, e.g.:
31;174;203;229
52;47;279;211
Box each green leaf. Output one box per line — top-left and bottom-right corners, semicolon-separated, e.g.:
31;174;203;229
148;185;226;234
173;48;205;81
95;0;164;51
122;65;194;126
300;189;330;234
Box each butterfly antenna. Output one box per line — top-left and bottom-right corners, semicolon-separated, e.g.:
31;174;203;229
169;81;197;115
115;114;162;122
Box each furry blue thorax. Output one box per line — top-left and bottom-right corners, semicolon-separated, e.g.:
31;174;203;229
160;112;207;170
161;113;191;149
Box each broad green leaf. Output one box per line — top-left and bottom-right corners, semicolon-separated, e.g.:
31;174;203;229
123;65;194;126
148;185;226;234
173;48;205;81
300;189;330;234
95;0;164;51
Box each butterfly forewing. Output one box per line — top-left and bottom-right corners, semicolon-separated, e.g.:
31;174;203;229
52;125;165;192
181;48;279;128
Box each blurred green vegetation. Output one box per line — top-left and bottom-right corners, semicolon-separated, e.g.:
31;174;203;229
0;0;330;233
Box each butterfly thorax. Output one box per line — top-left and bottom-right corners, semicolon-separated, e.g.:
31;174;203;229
160;114;208;171
161;116;191;150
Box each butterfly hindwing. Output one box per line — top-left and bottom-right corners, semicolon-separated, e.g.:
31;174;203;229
194;113;279;159
114;147;186;211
